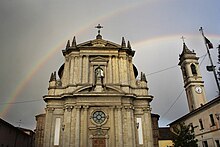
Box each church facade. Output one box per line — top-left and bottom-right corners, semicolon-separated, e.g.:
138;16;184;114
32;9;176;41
35;27;154;147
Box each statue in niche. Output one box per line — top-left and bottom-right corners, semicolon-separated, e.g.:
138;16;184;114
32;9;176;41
95;66;104;85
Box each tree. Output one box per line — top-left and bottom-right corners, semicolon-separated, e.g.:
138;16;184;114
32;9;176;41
172;122;198;147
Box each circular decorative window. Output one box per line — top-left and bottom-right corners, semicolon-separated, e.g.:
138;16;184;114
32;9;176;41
92;111;106;124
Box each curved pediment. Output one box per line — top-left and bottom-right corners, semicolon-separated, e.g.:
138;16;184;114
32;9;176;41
72;85;125;94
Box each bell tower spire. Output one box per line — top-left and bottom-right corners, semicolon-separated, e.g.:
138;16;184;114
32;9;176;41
178;41;207;112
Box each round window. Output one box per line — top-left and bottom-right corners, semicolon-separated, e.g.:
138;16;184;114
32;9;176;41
92;111;106;124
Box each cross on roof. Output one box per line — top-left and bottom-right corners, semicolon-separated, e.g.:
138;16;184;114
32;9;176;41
181;36;186;43
95;24;103;35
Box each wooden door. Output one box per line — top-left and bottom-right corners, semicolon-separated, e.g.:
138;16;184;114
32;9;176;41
92;139;106;147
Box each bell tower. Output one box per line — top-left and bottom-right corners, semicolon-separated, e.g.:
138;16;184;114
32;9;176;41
178;42;207;112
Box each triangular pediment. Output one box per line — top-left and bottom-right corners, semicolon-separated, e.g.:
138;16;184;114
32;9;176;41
77;38;121;48
90;56;108;62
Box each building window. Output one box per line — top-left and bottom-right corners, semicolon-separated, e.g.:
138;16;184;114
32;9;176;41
203;141;208;147
199;119;204;130
215;140;220;147
54;118;61;146
209;114;215;126
191;64;197;75
189;123;194;133
136;118;143;145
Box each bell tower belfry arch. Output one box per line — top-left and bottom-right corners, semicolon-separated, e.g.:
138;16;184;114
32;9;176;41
178;42;207;112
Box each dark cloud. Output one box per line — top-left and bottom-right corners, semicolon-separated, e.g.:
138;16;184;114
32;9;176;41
0;0;219;129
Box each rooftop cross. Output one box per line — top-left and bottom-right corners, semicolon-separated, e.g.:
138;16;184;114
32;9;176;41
95;24;103;35
181;36;186;43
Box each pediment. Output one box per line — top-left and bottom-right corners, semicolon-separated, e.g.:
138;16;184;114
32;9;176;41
77;39;121;48
73;85;125;94
90;56;109;63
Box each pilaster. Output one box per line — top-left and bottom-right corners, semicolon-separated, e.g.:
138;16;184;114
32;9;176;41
125;106;135;147
143;106;153;147
109;106;116;147
63;106;73;147
116;106;123;147
43;107;54;147
81;105;89;147
70;56;75;84
75;105;81;147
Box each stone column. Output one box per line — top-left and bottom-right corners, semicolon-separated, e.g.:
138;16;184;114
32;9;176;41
43;107;54;147
125;106;135;147
143;106;153;147
81;105;89;147
108;56;113;84
63;106;73;147
119;57;123;84
70;56;75;84
70;106;76;146
89;64;93;84
78;56;82;83
82;56;89;83
123;57;128;85
116;106;123;147
75;105;81;147
114;56;119;84
73;56;78;85
109;106;116;147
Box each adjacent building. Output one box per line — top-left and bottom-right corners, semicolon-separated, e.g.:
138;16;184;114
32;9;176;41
0;118;34;147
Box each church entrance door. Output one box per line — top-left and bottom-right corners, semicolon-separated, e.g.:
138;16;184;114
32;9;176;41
92;138;106;147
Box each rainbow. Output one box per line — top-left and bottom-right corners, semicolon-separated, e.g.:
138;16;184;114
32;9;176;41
1;0;219;117
0;1;149;117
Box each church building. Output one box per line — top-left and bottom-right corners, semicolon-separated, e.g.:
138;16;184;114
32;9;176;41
35;25;155;147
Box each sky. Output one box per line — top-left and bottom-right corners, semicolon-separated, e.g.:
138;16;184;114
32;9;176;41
0;0;220;130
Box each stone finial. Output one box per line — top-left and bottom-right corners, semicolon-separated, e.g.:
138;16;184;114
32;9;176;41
127;41;131;49
140;72;147;82
121;37;126;48
49;72;56;82
66;40;70;49
53;71;57;81
49;73;54;82
71;36;76;48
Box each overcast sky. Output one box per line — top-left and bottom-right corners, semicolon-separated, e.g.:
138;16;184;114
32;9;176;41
0;0;220;129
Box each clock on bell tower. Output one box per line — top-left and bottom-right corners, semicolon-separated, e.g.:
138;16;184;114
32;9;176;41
178;42;207;112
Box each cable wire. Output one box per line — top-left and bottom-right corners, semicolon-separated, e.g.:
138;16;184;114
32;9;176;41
0;99;42;105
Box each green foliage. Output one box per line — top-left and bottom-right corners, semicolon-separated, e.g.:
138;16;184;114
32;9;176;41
172;123;198;147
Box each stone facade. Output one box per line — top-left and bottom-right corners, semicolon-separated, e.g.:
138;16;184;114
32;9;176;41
36;32;155;147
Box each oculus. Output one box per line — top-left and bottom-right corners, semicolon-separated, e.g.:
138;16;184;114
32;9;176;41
92;111;106;124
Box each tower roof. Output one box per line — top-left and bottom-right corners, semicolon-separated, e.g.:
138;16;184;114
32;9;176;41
178;42;197;65
180;43;193;56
